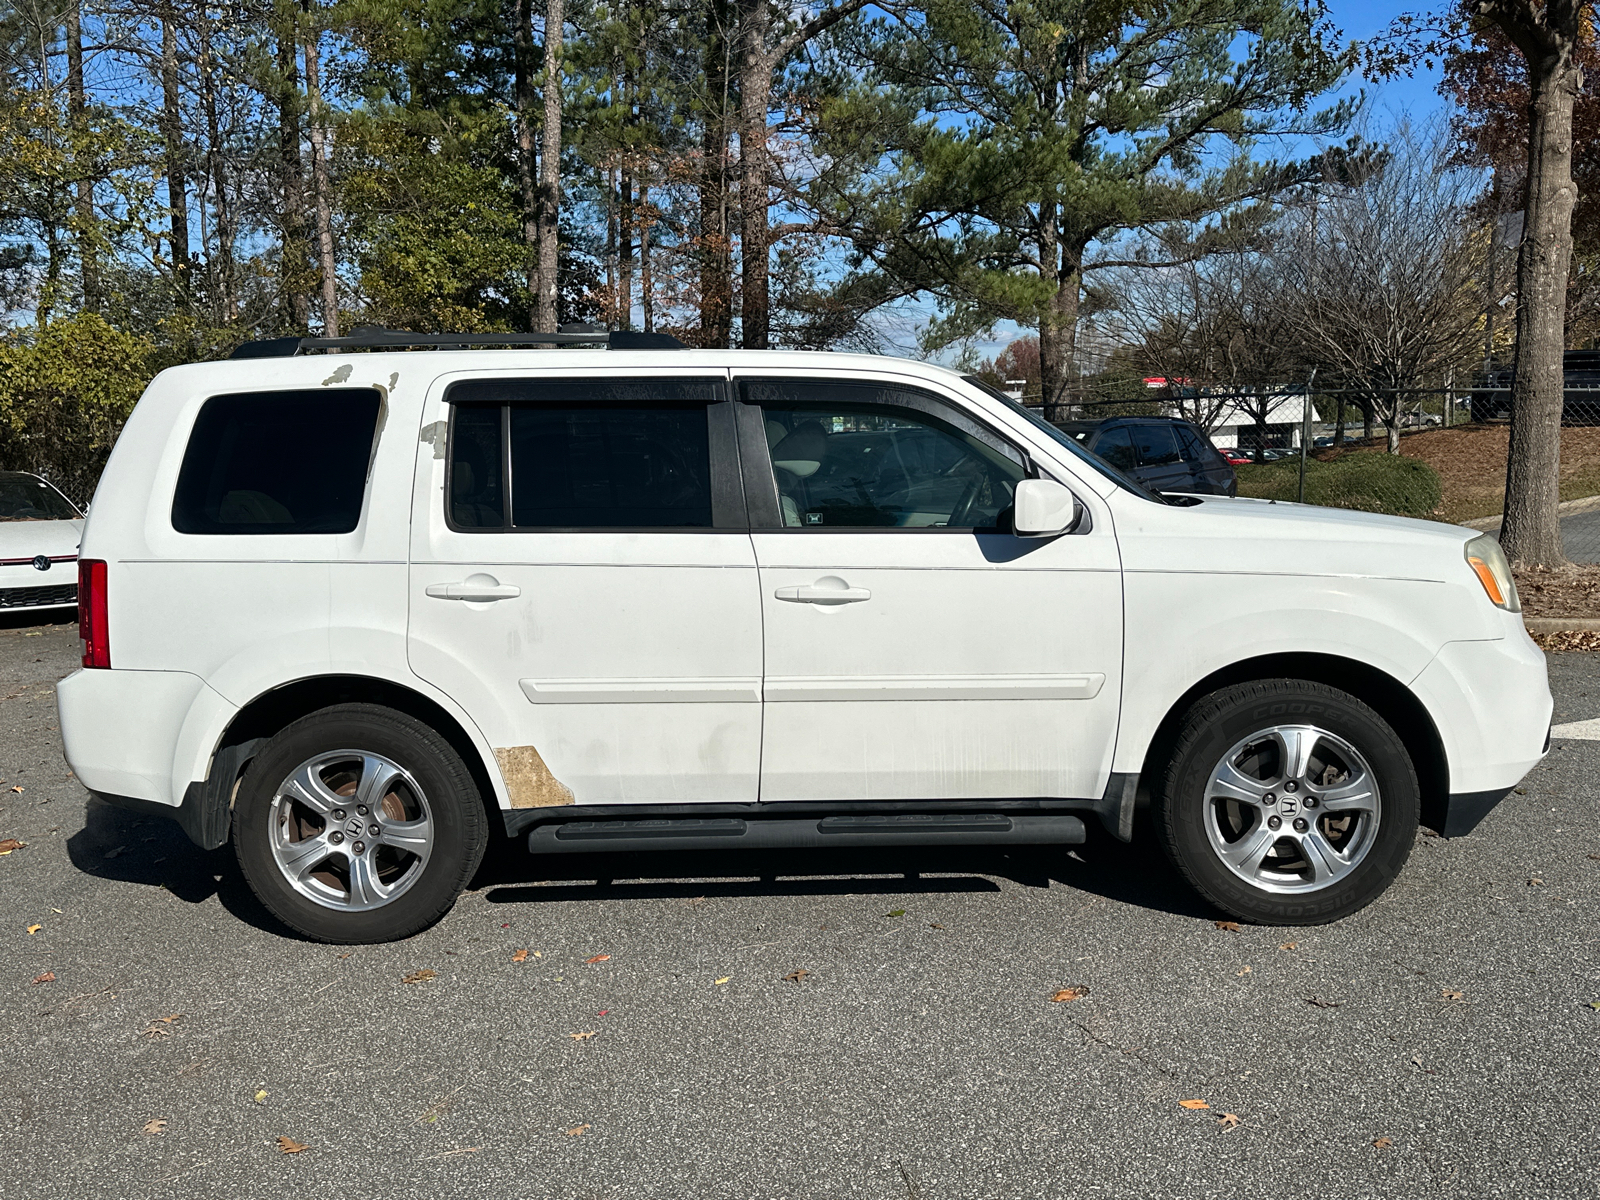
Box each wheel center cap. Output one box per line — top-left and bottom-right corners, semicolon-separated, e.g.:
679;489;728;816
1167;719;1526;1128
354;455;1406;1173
346;819;365;836
1278;795;1301;817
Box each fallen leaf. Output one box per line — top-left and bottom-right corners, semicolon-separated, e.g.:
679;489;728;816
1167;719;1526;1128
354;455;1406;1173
564;1124;591;1137
929;922;945;930
1588;853;1600;862
402;969;436;985
1585;1001;1600;1011
1213;921;1241;932
714;976;731;985
254;1090;268;1104
9;785;22;793
1279;941;1298;950
276;1136;310;1154
567;1030;597;1040
783;969;810;983
0;838;24;854
1236;966;1252;976
584;954;610;964
597;1009;608;1017
1440;989;1464;1002
31;971;55;984
511;949;529;963
26;923;41;935
1050;986;1089;1003
102;845;126;859
142;1119;168;1135
1217;1113;1241;1129
1178;1099;1210;1110
154;1013;182;1024
1305;997;1343;1009
1373;1137;1394;1149
885;909;906;918
1528;877;1544;886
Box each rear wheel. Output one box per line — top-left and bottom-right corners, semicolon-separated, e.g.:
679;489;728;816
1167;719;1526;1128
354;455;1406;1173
234;704;487;943
1155;680;1419;925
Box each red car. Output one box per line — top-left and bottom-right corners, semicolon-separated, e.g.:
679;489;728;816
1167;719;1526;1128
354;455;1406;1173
1219;448;1253;466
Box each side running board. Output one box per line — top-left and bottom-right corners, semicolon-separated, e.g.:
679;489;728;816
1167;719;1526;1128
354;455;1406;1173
527;812;1085;854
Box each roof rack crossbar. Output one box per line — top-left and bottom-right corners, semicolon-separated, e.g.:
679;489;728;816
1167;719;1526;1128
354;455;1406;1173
229;324;687;359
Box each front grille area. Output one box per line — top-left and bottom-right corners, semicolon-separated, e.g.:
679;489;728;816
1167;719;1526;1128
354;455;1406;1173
0;583;77;609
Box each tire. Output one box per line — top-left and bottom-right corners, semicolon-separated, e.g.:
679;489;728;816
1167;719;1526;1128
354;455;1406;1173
1154;680;1418;925
234;703;488;943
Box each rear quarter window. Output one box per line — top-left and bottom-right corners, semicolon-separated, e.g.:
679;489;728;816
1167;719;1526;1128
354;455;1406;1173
171;388;382;534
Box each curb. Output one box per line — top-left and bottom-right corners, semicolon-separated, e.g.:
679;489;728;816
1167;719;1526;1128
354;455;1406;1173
1524;617;1600;633
1465;493;1600;531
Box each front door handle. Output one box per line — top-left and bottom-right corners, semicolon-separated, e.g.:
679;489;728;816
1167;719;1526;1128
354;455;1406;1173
775;577;872;605
426;574;521;602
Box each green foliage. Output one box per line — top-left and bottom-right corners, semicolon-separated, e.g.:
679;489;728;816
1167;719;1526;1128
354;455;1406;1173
1234;452;1443;517
0;314;154;503
829;0;1356;350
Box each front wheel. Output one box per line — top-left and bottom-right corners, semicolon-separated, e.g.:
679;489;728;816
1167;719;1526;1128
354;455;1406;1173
234;704;488;943
1155;680;1419;925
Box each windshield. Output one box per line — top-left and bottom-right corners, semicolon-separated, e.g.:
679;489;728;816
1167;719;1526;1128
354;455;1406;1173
0;473;80;521
960;377;1166;503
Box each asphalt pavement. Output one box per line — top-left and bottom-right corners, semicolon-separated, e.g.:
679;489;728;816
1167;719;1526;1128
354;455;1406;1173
2;614;1598;1200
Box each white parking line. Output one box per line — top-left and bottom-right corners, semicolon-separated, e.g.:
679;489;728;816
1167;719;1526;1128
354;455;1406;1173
1550;718;1600;740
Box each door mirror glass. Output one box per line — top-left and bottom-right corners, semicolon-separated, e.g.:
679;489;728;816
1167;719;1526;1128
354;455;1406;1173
1012;478;1080;537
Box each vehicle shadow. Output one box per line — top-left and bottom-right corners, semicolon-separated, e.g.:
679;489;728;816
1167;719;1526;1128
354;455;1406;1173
70;797;1218;939
477;822;1217;921
0;610;76;632
68;796;295;938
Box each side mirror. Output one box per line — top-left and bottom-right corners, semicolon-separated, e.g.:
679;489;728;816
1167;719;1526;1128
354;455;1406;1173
1012;478;1080;538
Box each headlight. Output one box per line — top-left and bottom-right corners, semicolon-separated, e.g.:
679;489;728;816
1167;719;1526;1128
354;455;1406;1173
1464;534;1520;612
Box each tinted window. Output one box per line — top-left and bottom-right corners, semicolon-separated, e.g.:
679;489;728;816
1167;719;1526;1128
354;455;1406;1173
445;379;718;529
1175;424;1212;463
172;389;380;534
1132;424;1181;467
0;473;78;521
745;383;1024;530
1092;427;1137;471
449;404;504;528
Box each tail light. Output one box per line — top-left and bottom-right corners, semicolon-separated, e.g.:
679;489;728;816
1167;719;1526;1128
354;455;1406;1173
78;559;109;668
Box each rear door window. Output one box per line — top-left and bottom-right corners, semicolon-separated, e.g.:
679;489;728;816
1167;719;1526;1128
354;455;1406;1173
1175;424;1212;463
1092;426;1138;472
445;378;723;530
1131;424;1182;468
172;389;381;534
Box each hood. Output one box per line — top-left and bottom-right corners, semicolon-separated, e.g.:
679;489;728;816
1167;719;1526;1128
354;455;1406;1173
1180;495;1474;547
0;518;84;562
1115;494;1477;582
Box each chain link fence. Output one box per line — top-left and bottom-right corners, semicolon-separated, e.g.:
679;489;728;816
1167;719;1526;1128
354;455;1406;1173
1025;382;1600;563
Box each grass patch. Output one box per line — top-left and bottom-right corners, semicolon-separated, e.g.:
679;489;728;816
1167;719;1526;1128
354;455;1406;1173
1235;453;1443;518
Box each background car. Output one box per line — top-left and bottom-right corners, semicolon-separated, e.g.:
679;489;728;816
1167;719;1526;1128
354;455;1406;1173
1219;447;1253;465
0;471;83;615
1058;416;1237;496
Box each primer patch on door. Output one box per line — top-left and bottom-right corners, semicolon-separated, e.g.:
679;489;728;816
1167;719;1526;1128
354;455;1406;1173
495;745;576;808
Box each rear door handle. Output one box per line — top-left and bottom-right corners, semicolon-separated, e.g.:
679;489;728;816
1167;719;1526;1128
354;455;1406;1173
426;576;521;602
775;579;872;605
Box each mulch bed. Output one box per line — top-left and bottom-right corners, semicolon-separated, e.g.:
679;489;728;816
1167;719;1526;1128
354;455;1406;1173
1514;565;1600;619
1531;630;1600;651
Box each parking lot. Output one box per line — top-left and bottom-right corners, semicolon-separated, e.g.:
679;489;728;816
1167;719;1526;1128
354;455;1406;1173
2;615;1598;1200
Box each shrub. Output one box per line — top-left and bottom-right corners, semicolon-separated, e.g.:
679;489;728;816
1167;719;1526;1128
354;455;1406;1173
0;314;154;504
1234;450;1443;518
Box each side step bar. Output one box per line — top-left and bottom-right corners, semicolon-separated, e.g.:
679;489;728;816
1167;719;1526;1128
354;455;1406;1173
527;812;1085;854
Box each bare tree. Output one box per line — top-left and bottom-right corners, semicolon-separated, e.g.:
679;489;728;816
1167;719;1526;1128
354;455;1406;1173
1278;122;1488;453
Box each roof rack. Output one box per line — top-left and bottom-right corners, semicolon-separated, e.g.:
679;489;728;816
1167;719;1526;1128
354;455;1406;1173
229;324;688;359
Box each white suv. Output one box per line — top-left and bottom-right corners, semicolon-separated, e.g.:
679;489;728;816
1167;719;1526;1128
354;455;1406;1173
56;329;1551;942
